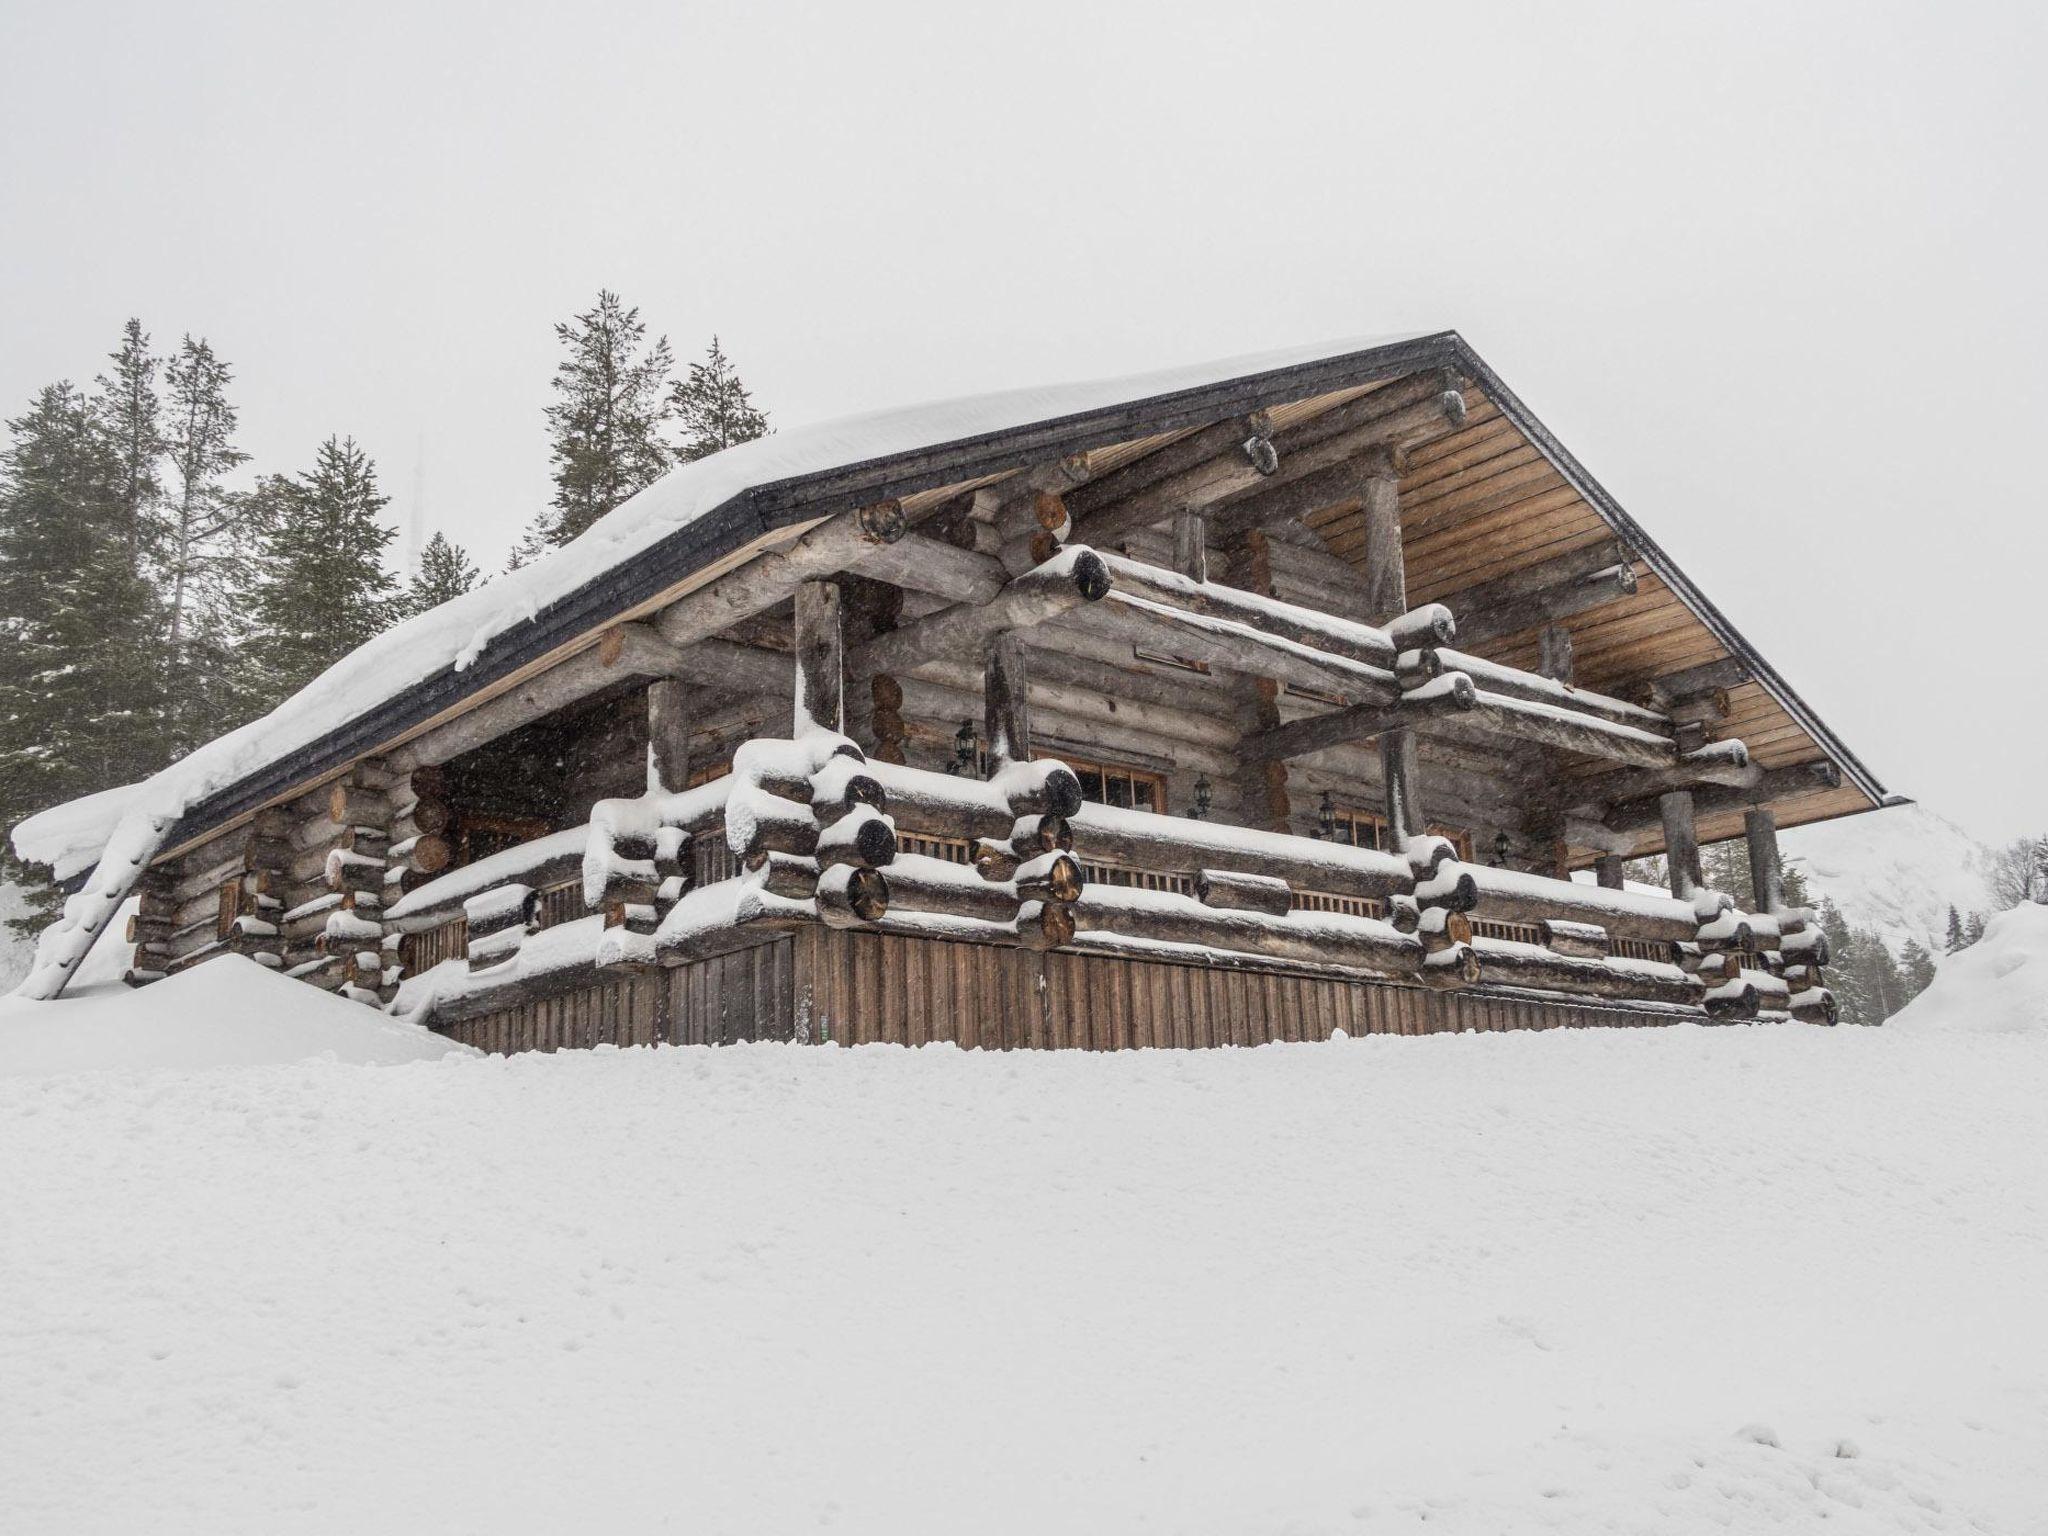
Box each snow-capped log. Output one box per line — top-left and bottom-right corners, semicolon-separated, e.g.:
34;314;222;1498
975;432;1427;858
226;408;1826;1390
386;833;452;877
652;499;905;653
1064;883;1440;979
1431;648;1671;736
1779;925;1831;968
1090;552;1404;671
328;782;390;828
1463;864;1697;944
725;788;820;866
1195;868;1294;917
1468;938;1703;1010
1014;850;1086;904
324;845;386;894
875;852;1022;926
1076;591;1403;705
1702;977;1763;1020
1789;987;1839;1026
1538;919;1611;960
1564;747;1757;813
1459;691;1723;771
816;865;890;928
1067;801;1413;906
384;827;588;934
1417;906;1474;952
851;544;1114;677
813;804;897;871
991;759;1086;821
1386;604;1456;653
1246;671;1477;761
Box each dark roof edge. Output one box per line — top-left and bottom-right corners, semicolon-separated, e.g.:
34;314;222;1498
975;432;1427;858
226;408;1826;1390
1446;337;1893;808
156;333;1464;853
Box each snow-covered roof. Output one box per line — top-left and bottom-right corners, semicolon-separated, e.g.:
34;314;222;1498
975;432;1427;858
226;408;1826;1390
9;331;1438;879
10;326;1892;888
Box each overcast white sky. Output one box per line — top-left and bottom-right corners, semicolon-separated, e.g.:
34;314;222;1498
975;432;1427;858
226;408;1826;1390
2;0;2042;840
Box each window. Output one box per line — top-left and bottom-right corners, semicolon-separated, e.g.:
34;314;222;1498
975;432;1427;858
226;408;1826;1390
456;812;550;867
1060;754;1167;813
1320;805;1473;861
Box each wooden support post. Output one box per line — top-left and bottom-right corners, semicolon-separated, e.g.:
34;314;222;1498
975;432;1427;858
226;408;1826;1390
1382;729;1426;851
1172;509;1207;584
984;633;1033;770
1659;790;1703;900
1745;806;1785;914
1219;529;1291;832
648;678;691;793
1595;853;1627;890
1538;624;1574;683
1359;453;1405;628
793;580;844;736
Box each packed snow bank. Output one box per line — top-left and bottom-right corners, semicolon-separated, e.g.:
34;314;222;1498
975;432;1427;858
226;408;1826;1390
1890;901;2048;1035
0;955;470;1076
3;1028;2044;1533
11;332;1425;883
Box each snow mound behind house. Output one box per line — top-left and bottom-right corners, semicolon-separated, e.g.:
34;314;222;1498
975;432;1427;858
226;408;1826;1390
0;954;471;1076
1890;900;2048;1035
2;1027;2044;1533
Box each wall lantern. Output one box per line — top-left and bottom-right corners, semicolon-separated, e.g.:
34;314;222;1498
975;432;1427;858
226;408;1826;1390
1316;791;1336;841
950;719;978;776
1190;775;1213;820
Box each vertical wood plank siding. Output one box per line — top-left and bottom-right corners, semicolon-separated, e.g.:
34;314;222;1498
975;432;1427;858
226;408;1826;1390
435;929;1687;1054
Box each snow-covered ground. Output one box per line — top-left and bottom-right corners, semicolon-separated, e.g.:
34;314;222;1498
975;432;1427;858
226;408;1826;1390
2;969;2044;1533
1782;804;1994;953
1891;901;2048;1036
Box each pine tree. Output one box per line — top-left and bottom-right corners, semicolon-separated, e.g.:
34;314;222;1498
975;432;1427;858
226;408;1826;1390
1700;838;1753;908
1963;911;1986;947
0;382;167;934
93;319;163;572
245;436;398;703
1897;939;1938;1001
505;511;556;571
160;335;253;746
1944;905;1966;954
404;529;480;614
671;335;770;463
542;291;674;546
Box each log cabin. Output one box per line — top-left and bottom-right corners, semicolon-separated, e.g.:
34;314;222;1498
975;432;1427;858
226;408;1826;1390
12;332;1900;1048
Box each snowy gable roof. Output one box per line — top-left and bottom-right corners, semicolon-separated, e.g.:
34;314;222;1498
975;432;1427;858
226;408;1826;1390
10;328;1890;883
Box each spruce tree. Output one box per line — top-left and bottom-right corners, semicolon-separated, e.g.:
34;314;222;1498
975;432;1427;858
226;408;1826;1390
1963;911;1986;947
404;530;479;614
93;319;163;572
542;291;674;546
160;335;252;746
0;383;167;934
672;335;770;463
245;436;398;702
505;512;556;571
1897;939;1938;1001
1944;905;1966;954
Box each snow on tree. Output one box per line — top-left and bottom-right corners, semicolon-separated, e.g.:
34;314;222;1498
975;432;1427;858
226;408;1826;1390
1945;905;1967;954
504;511;556;572
92;319;164;572
245;436;398;702
404;529;480;615
540;291;675;547
0;381;167;935
671;335;770;463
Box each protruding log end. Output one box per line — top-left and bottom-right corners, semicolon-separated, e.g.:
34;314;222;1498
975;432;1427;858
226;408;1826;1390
1704;982;1762;1021
827;815;896;870
1017;852;1086;904
1032;491;1068;531
1387;603;1457;652
1018;900;1076;951
870;674;904;713
1070;549;1112;603
856;499;906;544
1242;434;1280;477
1011;814;1073;855
818;866;890;928
1038;768;1085;821
1030;530;1060;565
1395;648;1445;689
1419;944;1482;988
1427;871;1480;914
408;833;452;875
1437;389;1469;430
839;773;887;814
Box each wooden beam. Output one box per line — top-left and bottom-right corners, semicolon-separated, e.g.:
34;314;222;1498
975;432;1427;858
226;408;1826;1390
1248;673;1477;762
849;532;1007;606
1359;453;1404;626
647;679;690;793
654;500;903;651
1093;551;1401;671
1432;540;1638;646
1745;807;1786;914
852;549;1112;677
1072;593;1402;705
1604;760;1843;834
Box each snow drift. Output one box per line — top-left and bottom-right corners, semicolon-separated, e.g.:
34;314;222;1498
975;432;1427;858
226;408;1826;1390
1890;900;2048;1036
2;1017;2044;1533
0;954;470;1076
